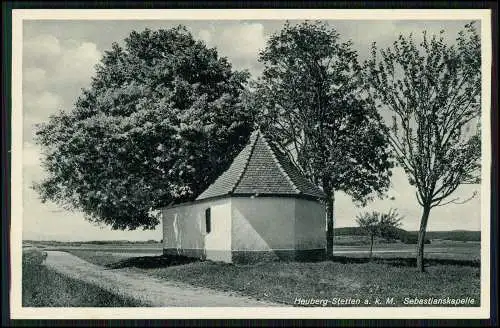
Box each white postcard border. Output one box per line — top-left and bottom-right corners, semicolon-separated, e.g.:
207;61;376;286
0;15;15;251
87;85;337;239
10;8;492;320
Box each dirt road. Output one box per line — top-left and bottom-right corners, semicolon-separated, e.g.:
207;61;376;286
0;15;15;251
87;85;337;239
45;251;281;307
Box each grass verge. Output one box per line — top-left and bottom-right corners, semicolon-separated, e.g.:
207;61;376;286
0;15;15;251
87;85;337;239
22;263;145;307
68;251;481;307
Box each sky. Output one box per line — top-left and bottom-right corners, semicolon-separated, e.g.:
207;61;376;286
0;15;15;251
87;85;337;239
21;19;482;241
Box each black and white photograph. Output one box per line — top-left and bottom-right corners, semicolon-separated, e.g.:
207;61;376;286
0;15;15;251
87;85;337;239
8;8;492;320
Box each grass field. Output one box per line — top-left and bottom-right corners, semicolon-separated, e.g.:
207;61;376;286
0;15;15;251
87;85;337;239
29;238;481;261
23;238;481;307
68;249;481;307
332;239;481;263
24;240;163;254
334;228;481;242
22;263;145;307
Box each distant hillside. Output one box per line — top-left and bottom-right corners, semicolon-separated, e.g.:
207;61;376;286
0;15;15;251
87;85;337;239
334;227;480;242
334;227;363;236
335;227;429;244
24;240;160;246
419;230;481;242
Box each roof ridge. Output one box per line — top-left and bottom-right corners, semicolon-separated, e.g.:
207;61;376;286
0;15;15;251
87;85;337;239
260;134;300;194
230;131;260;194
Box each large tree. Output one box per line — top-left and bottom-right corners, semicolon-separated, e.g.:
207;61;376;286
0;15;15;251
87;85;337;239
364;22;481;271
34;26;255;230
250;21;394;256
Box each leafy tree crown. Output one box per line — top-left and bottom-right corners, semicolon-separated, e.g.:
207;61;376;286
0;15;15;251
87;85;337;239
34;26;255;230
251;21;394;204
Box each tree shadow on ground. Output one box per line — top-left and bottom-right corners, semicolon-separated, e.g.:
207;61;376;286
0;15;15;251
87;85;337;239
328;255;480;268
105;254;479;269
106;255;200;269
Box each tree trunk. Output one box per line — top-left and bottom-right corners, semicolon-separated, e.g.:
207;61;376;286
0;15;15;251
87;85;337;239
416;205;431;272
369;234;374;260
326;192;335;259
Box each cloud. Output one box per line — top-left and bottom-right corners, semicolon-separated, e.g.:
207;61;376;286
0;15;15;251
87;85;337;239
22;142;45;200
24;34;61;59
23;90;62;141
220;23;266;59
23;34;101;93
337;20;471;62
24;90;62;114
23;142;42;168
23;67;47;90
56;40;101;84
197;22;266;75
198;29;212;44
23;35;102;143
22;34;102;182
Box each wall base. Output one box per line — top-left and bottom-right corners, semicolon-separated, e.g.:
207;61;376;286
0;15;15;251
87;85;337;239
162;248;326;264
163;247;205;260
232;249;326;264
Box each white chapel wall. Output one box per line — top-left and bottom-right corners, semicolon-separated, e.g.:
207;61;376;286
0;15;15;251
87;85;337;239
161;198;230;257
231;197;296;251
294;198;326;250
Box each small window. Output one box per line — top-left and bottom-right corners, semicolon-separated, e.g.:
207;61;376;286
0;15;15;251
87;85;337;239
205;208;211;234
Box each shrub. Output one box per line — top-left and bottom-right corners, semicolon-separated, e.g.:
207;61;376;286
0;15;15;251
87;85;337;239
356;209;403;259
23;247;47;265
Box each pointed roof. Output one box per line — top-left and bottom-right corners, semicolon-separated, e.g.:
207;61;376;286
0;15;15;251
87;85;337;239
196;130;326;201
